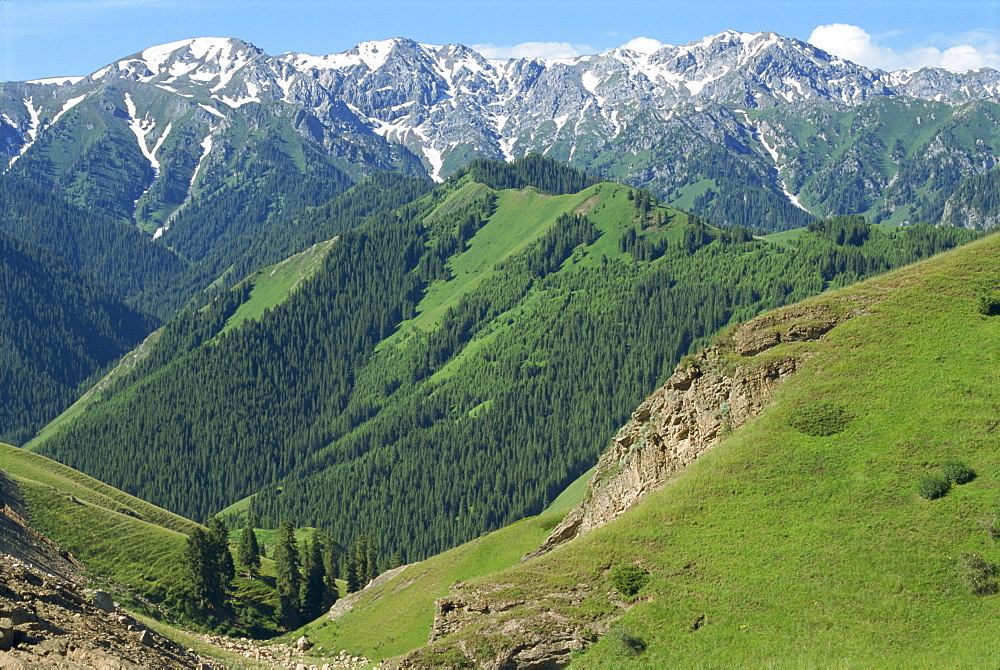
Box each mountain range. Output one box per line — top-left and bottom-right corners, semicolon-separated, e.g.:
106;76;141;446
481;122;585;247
4;29;1000;258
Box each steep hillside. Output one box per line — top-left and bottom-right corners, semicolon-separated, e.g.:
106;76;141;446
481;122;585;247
0;231;155;445
28;159;983;565
393;231;1000;667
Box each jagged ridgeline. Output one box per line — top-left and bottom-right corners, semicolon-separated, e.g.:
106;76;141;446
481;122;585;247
29;157;983;560
0;231;154;445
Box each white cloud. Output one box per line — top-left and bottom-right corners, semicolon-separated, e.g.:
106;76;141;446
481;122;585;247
619;37;665;54
808;23;1000;72
472;41;594;60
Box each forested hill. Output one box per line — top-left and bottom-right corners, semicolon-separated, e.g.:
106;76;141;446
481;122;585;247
29;159;984;562
0;231;155;445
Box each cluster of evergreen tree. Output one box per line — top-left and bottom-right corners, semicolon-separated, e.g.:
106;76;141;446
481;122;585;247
32;165;986;564
452;153;600;195
0;230;155;444
185;517;236;608
271;522;340;629
0;175;185;319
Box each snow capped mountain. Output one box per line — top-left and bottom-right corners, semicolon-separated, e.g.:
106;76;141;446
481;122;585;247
3;29;1000;235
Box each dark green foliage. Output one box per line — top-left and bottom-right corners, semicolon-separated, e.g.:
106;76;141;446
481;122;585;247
609;564;649;597
344;533;379;594
975;279;1000;316
299;533;327;622
916;474;951;500
0;230;155;444
237;525;262;578
452;153;599;195
208;517;236;585
185;519;233;608
345;549;361;595
807;216;871;246
273;521;301;629
668;143;815;232
957;553;999;595
787;402;853;437
0;174;185;318
941;460;976;485
317;530;341;608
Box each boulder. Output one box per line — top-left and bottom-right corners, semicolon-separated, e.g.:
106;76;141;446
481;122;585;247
91;589;114;612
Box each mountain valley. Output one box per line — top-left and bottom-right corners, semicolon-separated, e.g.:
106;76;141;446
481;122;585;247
1;26;999;668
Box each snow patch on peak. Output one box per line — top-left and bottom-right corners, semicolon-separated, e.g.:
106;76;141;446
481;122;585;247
354;39;401;70
27;76;86;86
140;37;239;71
8;97;44;167
423;146;445;182
124;93;171;174
290;38;410;72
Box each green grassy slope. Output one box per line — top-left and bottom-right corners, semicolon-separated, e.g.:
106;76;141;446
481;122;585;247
407;231;1000;666
0;443;280;636
0;443;196;601
223;237;339;333
292;510;571;660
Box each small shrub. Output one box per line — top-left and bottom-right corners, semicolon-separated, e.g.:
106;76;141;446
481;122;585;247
975;283;1000;316
916;474;951;500
941;460;976;485
607;623;647;657
788;402;852;437
978;514;1000;541
957;552;999;595
609;564;649;597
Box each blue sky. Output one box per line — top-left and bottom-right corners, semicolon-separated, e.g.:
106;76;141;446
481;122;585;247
1;0;999;81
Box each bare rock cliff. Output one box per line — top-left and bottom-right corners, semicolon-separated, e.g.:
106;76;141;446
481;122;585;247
527;301;865;559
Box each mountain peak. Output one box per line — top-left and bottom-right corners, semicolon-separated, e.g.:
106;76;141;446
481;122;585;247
94;37;263;83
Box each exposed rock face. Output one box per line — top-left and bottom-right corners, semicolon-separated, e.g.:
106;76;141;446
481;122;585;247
528;302;862;560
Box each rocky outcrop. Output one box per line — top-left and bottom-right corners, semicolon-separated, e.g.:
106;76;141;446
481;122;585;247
327;563;412;622
527;301;865;559
390;582;607;669
0;553;200;668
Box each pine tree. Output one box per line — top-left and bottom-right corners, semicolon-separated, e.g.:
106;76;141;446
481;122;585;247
299;532;327;621
237;524;262;578
208;517;236;585
364;533;379;584
185;527;215;605
318;530;340;609
273;521;301;629
345;539;360;594
185;520;231;609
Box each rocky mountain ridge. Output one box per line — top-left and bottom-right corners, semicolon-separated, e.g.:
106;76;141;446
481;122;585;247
4;30;1000;245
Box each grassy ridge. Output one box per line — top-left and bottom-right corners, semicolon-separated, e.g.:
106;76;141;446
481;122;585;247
0;442;283;636
222;238;339;334
408;232;1000;665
